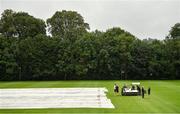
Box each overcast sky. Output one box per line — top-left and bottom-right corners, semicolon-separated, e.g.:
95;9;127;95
0;0;180;39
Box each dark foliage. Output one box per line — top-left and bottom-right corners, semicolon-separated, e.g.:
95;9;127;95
0;9;179;80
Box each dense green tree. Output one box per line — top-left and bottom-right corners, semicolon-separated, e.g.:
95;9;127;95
104;27;135;38
0;36;18;80
102;27;136;79
0;9;46;38
164;23;180;79
16;35;60;80
129;39;161;79
168;23;180;39
47;10;89;40
148;39;166;79
56;38;76;80
0;9;179;80
164;39;180;79
0;9;15;37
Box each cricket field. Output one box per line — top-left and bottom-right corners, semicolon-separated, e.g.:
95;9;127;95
0;80;179;114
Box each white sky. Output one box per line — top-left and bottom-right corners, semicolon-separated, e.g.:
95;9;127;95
0;0;180;39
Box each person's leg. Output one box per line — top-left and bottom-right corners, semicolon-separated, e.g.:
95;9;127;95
114;89;116;95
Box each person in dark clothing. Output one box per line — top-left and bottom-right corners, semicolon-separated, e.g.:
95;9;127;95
137;85;141;95
132;85;135;90
148;87;151;95
121;87;124;95
114;84;119;95
116;85;119;93
142;87;145;98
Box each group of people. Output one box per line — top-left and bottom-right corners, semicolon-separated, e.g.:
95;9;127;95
141;86;151;98
114;83;151;98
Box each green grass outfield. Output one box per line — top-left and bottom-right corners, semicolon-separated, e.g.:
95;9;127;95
0;80;179;114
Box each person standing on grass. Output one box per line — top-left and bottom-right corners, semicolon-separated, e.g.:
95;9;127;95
116;84;119;95
114;84;119;95
148;87;151;95
142;86;145;98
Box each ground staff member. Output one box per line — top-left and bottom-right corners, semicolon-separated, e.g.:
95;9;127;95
142;87;145;98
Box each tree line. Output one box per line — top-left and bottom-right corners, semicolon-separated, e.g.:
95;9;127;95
0;9;179;80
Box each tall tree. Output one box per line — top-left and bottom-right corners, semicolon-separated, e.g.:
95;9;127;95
0;9;46;38
0;36;18;80
0;9;15;37
165;23;180;79
47;10;89;40
167;23;180;39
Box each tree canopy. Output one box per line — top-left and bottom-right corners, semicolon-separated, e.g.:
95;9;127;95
168;23;180;39
0;9;46;38
0;9;179;80
47;10;89;40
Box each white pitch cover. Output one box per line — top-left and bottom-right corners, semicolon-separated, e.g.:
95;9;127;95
0;88;114;109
